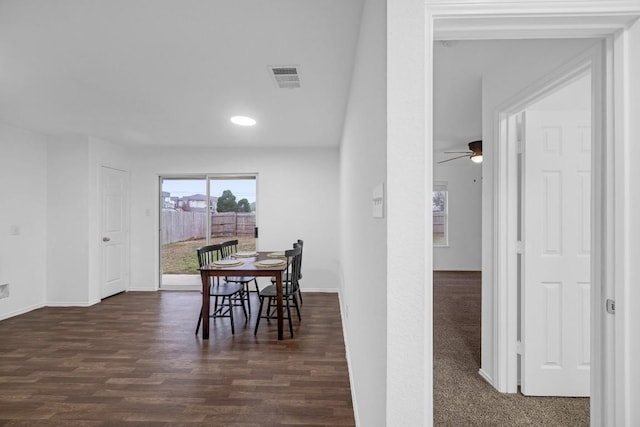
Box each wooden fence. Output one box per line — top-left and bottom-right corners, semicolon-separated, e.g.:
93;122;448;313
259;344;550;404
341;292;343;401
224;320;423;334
161;210;255;244
433;211;446;234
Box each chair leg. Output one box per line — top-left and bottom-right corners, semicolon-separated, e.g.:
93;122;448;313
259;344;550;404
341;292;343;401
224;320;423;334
298;289;303;305
240;291;248;321
224;295;234;335
254;296;265;335
286;297;293;338
195;306;203;334
293;295;301;321
266;297;273;322
244;284;251;314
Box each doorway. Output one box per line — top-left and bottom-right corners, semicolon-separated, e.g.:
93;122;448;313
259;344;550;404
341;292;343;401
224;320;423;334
421;4;640;425
159;175;257;289
432;40;595;422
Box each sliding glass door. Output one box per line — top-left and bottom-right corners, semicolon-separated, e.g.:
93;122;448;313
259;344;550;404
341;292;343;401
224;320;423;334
160;175;257;288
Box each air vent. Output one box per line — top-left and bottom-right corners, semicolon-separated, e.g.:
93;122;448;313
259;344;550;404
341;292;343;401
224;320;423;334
269;66;301;89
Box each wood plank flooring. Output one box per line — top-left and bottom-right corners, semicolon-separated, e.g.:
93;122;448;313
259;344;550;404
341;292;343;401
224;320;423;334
0;291;354;426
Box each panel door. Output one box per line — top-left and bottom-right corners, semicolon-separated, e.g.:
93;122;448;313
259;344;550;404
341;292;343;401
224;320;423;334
521;109;591;396
101;166;129;298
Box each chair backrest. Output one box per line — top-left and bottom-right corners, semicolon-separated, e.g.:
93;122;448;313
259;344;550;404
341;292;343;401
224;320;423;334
296;239;304;279
220;239;238;258
197;244;223;268
284;244;302;294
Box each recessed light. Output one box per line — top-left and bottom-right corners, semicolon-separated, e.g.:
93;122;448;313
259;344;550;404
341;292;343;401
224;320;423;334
230;116;256;126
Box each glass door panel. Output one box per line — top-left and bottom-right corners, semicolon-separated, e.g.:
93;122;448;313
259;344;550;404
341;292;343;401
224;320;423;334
160;177;208;288
207;176;257;251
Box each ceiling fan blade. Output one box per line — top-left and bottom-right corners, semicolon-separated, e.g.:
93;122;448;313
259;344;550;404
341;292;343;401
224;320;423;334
437;154;471;164
443;151;472;154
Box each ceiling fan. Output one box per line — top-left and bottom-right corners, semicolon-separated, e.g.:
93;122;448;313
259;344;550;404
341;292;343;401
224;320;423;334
438;140;483;164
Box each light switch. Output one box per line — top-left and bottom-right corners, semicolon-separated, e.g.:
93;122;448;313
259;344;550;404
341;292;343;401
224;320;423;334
372;183;384;218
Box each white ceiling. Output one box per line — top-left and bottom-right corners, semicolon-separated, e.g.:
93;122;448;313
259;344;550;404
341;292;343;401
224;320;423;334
0;0;364;148
0;3;598;152
433;39;596;154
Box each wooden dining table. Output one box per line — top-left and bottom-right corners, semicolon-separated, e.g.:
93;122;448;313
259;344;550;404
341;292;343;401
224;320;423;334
199;251;288;340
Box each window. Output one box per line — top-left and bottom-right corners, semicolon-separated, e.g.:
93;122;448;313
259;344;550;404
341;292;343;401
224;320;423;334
433;182;448;246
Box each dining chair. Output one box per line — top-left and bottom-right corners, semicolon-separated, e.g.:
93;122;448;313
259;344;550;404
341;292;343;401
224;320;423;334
254;244;302;338
195;244;247;335
271;239;304;304
220;239;259;313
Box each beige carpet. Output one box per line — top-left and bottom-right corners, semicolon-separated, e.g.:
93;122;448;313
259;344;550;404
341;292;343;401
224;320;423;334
434;271;589;426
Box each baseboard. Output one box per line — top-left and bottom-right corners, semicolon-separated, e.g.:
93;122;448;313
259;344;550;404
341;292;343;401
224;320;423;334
300;287;339;293
0;302;46;321
128;286;158;292
160;285;200;291
478;368;494;387
46;298;100;307
338;290;360;426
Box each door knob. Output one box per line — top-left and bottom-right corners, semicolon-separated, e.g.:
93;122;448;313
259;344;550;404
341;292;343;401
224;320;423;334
102;237;111;242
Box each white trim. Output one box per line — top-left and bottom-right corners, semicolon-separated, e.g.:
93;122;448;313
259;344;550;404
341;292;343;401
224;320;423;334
478;368;494;385
426;3;640;425
612;23;635;426
299;288;340;293
0;303;46;321
46;299;101;307
338;290;360;427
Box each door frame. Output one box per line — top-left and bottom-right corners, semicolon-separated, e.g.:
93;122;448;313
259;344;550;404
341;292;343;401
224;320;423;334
426;2;640;425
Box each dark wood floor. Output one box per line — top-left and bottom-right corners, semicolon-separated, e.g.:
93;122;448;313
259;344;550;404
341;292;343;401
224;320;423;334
0;291;354;426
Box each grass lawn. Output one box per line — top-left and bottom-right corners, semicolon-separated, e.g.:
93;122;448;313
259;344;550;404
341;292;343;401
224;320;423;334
161;236;256;274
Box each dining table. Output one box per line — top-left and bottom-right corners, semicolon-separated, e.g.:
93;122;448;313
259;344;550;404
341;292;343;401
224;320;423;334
199;251;288;340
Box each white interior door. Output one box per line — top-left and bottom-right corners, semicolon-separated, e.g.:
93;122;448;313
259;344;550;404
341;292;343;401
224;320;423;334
521;109;591;396
101;166;129;298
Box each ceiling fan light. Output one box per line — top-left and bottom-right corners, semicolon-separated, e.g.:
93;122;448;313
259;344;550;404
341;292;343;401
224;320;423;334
471;154;483;163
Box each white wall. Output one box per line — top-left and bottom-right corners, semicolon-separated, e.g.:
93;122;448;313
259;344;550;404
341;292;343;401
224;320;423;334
388;0;429;425
46;135;131;306
46;135;91;304
128;147;339;292
433;159;482;271
480;39;598;385
338;0;386;424
0;124;48;319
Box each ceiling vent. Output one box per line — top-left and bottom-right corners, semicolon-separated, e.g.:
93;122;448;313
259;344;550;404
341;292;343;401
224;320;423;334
269;66;301;89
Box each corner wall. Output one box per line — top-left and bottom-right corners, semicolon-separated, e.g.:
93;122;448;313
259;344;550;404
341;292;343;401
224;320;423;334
0;124;48;319
338;0;386;424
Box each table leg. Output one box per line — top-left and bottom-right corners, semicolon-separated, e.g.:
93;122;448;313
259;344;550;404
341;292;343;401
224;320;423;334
201;272;210;339
276;272;284;340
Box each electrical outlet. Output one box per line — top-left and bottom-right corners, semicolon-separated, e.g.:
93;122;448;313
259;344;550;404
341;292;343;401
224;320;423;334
0;284;9;299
